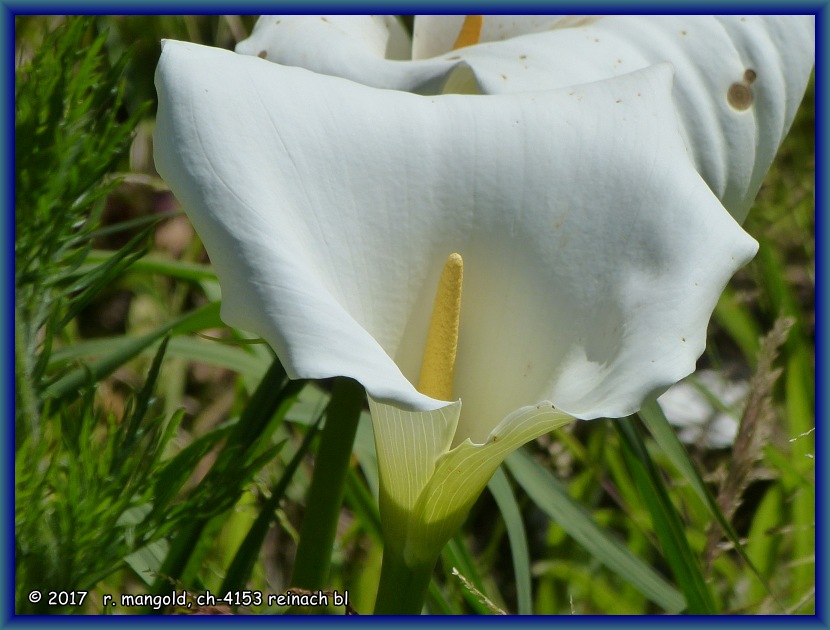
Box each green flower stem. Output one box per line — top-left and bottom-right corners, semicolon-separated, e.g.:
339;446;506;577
373;547;435;615
291;377;365;590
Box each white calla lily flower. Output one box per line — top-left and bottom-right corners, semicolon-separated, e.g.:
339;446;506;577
154;15;810;572
237;15;814;223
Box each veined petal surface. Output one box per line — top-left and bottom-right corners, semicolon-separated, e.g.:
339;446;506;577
369;395;574;566
155;41;757;445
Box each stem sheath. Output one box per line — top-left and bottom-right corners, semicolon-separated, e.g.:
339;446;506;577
374;548;435;615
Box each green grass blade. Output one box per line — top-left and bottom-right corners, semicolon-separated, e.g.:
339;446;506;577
151;427;235;526
124;537;170;587
487;466;532;614
221;415;323;594
58;225;154;326
344;469;382;543
151;358;302;596
784;350;815;598
291;377;365;590
615;418;716;613
83;249;219;283
43;301;222;400
86;210;181;241
441;536;494;615
506;448;685;613
638;398;775;598
120;335;170;454
426;581;456;614
745;484;784;606
786;349;815;461
713;288;762;364
49;335;269;386
637;399;718;508
756;242;806;334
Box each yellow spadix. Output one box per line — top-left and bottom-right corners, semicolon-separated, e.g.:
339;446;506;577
452;16;483;50
417;253;463;401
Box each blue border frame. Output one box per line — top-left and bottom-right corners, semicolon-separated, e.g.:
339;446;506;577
815;4;826;627
0;1;827;12
3;0;13;625
5;4;825;627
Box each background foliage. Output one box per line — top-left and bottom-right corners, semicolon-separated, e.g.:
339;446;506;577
14;16;815;615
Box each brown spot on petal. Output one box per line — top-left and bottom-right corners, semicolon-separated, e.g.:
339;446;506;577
727;82;753;110
257;50;267;59
744;68;757;83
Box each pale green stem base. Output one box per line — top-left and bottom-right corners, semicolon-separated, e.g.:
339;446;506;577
373;548;436;615
291;377;364;590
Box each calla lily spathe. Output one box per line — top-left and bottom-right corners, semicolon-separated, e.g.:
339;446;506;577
236;15;814;223
154;17;811;569
155;42;754;436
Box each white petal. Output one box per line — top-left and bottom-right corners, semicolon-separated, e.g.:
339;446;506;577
237;15;396;60
237;15;814;221
155;42;757;445
235;15;444;91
